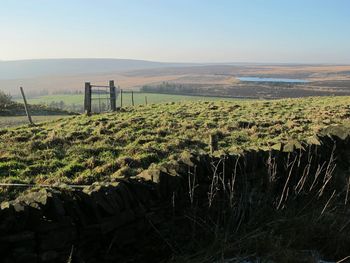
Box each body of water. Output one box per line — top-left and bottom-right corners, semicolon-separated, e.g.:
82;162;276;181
238;77;308;83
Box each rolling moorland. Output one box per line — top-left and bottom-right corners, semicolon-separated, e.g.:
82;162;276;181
1;59;350;99
1;96;350;262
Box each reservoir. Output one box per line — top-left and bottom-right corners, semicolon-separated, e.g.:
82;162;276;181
238;77;308;83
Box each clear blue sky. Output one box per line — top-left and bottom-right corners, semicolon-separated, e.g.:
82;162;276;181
1;0;349;63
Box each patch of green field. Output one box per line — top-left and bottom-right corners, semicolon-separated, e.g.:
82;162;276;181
0;115;71;128
19;92;237;108
19;94;85;106
2;96;350;187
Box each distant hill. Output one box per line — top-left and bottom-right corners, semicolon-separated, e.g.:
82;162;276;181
1;61;350;98
0;58;194;80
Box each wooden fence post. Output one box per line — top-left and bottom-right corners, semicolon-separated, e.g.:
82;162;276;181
84;82;91;115
19;87;34;125
131;91;134;106
145;96;148;105
109;80;116;111
120;89;123;108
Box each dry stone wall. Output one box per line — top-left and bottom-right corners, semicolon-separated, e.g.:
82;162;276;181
1;132;350;262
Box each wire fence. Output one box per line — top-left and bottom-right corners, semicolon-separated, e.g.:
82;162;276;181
84;81;118;114
91;85;112;113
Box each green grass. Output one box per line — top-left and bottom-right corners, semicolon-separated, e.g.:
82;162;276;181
19;92;237;108
0;115;70;128
2;96;350;187
18;94;85;106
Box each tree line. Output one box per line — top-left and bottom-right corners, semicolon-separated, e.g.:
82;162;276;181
141;82;204;95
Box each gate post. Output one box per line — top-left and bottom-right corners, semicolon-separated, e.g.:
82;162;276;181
84;82;91;115
109;80;116;111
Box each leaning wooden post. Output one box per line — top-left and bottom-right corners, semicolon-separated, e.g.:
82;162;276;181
19;87;34;125
109;80;116;111
84;82;91;115
120;89;123;108
131;91;134;106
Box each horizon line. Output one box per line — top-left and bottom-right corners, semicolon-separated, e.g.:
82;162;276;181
1;57;350;66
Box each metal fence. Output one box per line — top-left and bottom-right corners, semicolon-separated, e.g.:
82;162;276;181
84;80;119;114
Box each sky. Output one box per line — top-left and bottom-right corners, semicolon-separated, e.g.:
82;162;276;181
0;0;350;63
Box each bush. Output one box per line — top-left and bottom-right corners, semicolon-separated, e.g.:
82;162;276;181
0;90;12;105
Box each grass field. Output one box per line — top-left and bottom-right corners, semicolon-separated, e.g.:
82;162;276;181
7;92;237;127
1;96;350;187
19;92;237;108
0;115;70;128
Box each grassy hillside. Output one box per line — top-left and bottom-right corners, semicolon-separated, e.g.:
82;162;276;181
1;96;350;187
18;92;237;112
